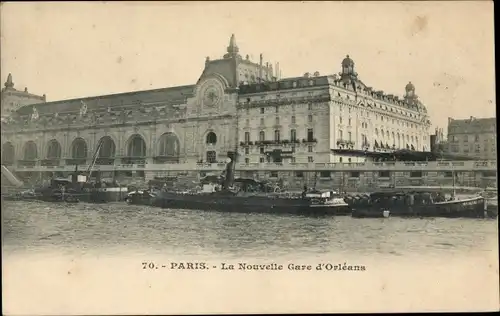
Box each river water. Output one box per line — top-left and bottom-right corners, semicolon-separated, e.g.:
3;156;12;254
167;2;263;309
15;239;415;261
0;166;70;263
2;200;499;314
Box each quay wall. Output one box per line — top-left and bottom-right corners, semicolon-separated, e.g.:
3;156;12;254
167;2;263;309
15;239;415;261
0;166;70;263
5;160;497;191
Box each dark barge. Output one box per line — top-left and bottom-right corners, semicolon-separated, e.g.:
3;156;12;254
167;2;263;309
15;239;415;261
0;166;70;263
348;189;494;219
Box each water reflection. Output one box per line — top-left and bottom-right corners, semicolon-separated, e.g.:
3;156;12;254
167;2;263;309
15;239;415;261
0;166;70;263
2;201;497;259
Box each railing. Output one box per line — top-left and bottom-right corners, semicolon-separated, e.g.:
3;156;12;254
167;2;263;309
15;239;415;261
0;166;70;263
17;160;37;168
65;158;87;165
40;159;60;167
121;157;146;164
95;158;115;165
7;160;497;172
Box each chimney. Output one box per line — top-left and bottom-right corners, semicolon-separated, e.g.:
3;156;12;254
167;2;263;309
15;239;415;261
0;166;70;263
259;54;263;82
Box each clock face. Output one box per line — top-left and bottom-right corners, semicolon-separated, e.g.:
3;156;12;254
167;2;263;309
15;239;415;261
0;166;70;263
199;78;223;107
203;86;221;107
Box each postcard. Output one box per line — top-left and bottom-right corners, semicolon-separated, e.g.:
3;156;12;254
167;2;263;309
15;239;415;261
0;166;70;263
1;1;498;314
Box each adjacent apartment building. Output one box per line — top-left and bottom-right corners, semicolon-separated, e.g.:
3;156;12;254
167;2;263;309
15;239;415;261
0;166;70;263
443;116;497;160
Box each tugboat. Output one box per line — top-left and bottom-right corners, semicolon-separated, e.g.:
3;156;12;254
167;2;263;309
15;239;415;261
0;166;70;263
3;139;125;204
128;151;349;216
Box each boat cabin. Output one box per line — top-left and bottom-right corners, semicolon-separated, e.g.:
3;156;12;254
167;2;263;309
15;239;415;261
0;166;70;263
305;190;347;205
368;190;448;208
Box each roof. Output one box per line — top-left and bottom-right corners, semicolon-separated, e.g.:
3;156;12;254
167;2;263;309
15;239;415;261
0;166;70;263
449;117;496;125
238;76;330;94
15;85;196;116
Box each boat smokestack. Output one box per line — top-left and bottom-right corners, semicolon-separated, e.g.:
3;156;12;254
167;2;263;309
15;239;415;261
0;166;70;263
223;151;238;190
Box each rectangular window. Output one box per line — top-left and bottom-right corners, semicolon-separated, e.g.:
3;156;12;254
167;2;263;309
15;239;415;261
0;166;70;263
348;118;351;126
295;171;303;178
244;132;250;142
260;147;265;154
274;130;280;142
348;132;352;141
244;158;249;164
259;157;265;163
244;147;249;155
260;118;265;125
307;128;314;141
379;171;390;178
290;129;297;141
270;171;278;178
259;131;265;141
308;104;313;111
410;171;422;178
275;117;280;125
308;115;313;122
350;171;360;178
308;156;314;162
291;116;296;124
260;107;265;114
308;146;313;152
206;151;217;163
320;171;331;178
291;157;296;163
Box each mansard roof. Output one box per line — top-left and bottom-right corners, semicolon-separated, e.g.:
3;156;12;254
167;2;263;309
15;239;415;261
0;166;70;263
238;75;330;94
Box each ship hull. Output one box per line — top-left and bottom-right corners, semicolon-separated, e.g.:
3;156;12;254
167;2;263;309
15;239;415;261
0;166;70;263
351;197;492;219
35;187;126;204
127;191;352;216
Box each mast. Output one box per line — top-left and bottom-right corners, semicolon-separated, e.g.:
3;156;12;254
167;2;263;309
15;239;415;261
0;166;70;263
452;167;456;199
313;170;318;190
86;139;103;181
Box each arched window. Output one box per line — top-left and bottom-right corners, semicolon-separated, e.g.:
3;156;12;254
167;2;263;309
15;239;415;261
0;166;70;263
97;136;116;158
206;132;217;145
2;142;15;165
23;141;38;160
127;134;147;157
46;140;62;159
71;138;88;159
157;132;180;163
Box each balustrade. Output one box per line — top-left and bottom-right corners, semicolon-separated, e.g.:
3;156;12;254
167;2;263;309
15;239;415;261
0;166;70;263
40;159;60;167
6;159;497;173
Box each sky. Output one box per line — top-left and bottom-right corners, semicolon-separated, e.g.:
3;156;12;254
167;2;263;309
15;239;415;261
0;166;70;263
1;1;495;132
